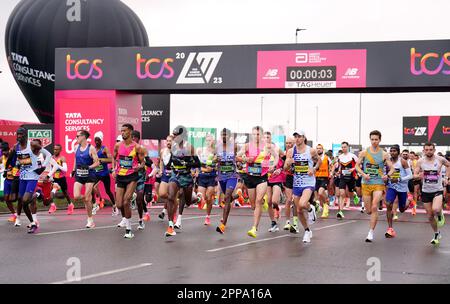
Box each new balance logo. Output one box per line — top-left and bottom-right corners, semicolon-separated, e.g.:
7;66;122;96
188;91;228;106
176;52;222;84
345;68;359;76
265;69;278;77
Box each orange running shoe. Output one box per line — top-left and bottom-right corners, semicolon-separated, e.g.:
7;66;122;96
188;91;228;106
216;223;226;234
8;214;17;223
236;189;245;204
165;226;176;237
99;199;105;209
143;212;150;222
385;227;397;238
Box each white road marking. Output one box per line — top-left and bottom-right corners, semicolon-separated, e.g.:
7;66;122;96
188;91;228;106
206;220;357;252
51;263;152;284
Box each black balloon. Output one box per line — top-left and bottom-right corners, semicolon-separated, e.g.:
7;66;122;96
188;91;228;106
5;0;149;123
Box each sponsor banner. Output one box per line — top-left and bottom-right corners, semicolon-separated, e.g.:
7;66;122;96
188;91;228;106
429;116;450;146
272;135;286;151
25;124;54;153
234;133;249;151
116;94;142;135
257;50;366;89
188;128;217;150
403;116;429;146
55;39;450;92
141;95;170;140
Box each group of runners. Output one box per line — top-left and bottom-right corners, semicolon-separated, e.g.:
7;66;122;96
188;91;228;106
1;125;449;246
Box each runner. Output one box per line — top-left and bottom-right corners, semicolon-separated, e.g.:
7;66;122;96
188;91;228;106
282;136;298;230
355;130;395;242
15;128;51;233
284;130;321;243
158;135;174;221
71;129;100;229
265;131;285;233
48;144;74;215
215;128;239;234
314;144;331;218
409;151;420;215
91;132;118;216
413;143;450;245
166;126;201;236
445;152;450;208
2;142;20;223
385;145;412;238
196;133;218;226
112;124;146;239
237;126;278;238
144;156;158;221
337;142;359;219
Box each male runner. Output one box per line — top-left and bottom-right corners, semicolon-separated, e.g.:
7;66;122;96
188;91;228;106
112;125;146;239
282;136;297;230
337;142;358;219
2;142;20;223
315;144;331;218
71;130;99;229
414;143;450;245
158;135;173;220
284;130;320;243
356;130;395;242
385;145;412;238
48;144;74;215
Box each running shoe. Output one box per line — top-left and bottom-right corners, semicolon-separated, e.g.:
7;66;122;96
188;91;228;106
137;221;145;230
124;230;135;239
430;232;442;245
283;221;291;231
289;224;299;234
385;227;396;238
321;204;329;218
165;226;176;237
48;203;57;214
353;195;360;205
204;216;211;226
365;230;374;242
92;203;99;215
14;218;21;227
247;226;257;238
268;223;279;232
436;211;445;228
8;214;17;223
99;199;105;209
85;220;96;229
158;211;165;220
143;212;150;222
67;203;74;215
234;201;242;207
236;188;245;204
131;193;137;210
308;207;316;225
393;214;399;221
302;230;312;243
360;206;365;213
336;210;344;219
112;206;119;216
27;224;38;234
216;223;226;234
262;199;269;212
117;218;127;228
174;223;182;230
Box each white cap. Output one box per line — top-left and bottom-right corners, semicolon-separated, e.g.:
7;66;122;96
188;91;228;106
293;130;306;136
94;131;104;141
116;135;123;142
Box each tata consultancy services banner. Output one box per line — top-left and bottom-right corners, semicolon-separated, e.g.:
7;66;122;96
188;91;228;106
141;94;170;140
188;128;216;150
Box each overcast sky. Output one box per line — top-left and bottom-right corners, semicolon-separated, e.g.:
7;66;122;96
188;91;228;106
1;0;449;150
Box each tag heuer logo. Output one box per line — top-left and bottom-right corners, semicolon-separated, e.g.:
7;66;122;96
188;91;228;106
28;129;52;147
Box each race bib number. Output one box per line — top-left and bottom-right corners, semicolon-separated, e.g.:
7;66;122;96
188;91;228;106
248;164;262;175
390;169;401;182
76;165;89;178
219;161;235;173
342;169;352;176
18;154;32;167
365;163;380;178
95;164;105;173
119;156;133;169
424;170;439;184
294;161;309;176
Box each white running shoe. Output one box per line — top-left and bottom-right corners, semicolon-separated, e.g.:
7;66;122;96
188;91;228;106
365;230;374;242
131;193;137;210
124;230;134;239
86;219;96;229
307;207;316;225
137;221;145;230
117;217;127;228
302;230;312;243
14;218;21;227
112;206;119;216
268;224;280;232
92;204;100;215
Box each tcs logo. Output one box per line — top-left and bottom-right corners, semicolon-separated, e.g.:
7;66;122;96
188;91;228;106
136;53;174;79
66;55;103;80
410;48;450;76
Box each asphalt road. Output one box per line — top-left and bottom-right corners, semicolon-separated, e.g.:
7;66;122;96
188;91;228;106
1;205;449;284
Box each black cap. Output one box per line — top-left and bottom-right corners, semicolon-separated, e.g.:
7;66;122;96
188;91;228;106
17;127;26;134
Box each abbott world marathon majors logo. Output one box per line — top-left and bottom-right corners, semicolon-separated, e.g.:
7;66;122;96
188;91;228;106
176;52;223;84
404;126;427;136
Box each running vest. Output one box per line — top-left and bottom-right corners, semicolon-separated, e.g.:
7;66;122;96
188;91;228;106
293;145;315;188
245;142;271;177
17;142;40;180
144;164;155;185
362;147;384;185
315;154;330;178
217;141;237;180
116;142;139;176
75;144;95;178
53;156;65;179
421;157;444;193
339;153;358;179
95;146;109;177
161;149;173;176
388;158;408;192
268;155;285;183
171;144;191;175
199;148;217;177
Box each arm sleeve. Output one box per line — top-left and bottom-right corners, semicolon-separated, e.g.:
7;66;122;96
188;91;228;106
401;168;413;182
41;148;52;168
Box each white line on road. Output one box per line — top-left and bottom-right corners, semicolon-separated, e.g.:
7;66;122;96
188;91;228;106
51;263;152;284
206;220;357;252
36;214;220;236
